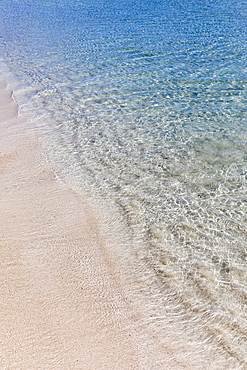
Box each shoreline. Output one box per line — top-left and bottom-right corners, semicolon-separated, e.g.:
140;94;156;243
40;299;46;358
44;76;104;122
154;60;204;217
0;80;143;368
0;80;185;369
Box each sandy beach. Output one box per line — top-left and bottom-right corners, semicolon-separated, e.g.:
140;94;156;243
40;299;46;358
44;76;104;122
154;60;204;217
0;80;188;369
0;80;142;369
1;0;246;367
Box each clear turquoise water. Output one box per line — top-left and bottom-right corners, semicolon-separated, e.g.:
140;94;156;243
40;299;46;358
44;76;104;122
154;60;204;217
1;0;247;367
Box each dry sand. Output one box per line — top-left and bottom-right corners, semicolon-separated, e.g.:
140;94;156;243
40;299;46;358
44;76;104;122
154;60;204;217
0;80;188;369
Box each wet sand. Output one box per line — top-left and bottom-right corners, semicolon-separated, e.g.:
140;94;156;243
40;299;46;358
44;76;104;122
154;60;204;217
0;80;190;369
0;81;142;369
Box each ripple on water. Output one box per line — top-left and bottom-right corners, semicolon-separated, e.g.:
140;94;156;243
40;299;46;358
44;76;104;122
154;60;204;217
0;0;247;367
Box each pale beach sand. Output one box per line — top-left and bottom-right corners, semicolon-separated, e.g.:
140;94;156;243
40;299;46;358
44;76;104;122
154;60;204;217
0;80;187;369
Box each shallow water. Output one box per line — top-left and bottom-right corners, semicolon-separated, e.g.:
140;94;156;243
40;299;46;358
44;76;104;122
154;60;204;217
1;0;247;367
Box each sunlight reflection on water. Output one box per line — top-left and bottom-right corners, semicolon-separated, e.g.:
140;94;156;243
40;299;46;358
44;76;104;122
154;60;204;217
0;0;247;367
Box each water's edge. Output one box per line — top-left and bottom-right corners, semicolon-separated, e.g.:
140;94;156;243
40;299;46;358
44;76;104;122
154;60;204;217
0;0;246;367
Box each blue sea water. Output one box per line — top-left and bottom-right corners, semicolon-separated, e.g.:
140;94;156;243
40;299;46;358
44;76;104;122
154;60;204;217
0;0;247;367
